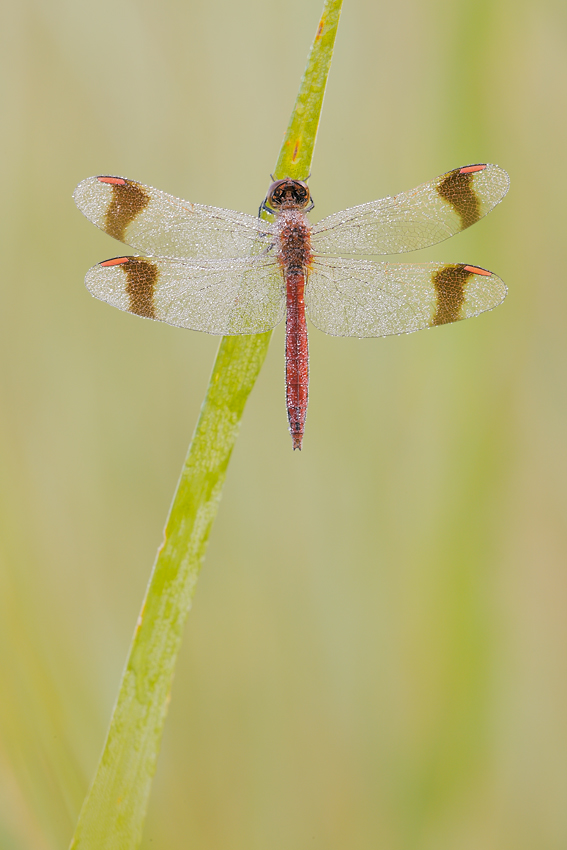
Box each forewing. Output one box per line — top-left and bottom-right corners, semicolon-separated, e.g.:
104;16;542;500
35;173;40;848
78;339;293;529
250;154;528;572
305;257;507;337
85;255;286;334
311;164;509;255
73;176;273;259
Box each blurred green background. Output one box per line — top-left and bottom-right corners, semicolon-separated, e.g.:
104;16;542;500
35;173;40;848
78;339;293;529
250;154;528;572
1;0;566;847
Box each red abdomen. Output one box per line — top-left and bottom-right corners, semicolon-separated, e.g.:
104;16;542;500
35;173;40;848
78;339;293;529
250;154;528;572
276;208;312;450
285;272;309;450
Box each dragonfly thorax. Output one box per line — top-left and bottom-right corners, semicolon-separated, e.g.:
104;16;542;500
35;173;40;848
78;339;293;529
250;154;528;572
276;210;312;272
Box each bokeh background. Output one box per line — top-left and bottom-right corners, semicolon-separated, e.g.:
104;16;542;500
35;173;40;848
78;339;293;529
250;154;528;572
1;0;566;847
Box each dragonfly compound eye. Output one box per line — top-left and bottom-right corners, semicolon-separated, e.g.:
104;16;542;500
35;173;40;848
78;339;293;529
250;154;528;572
267;179;311;210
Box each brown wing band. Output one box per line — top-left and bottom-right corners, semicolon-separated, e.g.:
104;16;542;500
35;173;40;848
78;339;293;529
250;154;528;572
121;258;158;319
436;168;482;229
431;264;474;326
99;178;151;242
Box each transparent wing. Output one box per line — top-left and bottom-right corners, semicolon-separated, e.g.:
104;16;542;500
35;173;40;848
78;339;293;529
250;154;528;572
73;176;274;259
305;257;507;337
311;164;509;255
85;254;286;334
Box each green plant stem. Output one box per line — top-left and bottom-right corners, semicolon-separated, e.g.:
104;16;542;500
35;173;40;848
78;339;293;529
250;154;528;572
69;2;343;848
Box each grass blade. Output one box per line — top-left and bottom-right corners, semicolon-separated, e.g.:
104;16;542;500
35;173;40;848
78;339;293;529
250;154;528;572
69;1;343;848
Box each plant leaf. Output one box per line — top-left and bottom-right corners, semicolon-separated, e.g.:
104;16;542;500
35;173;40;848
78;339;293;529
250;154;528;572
69;1;343;847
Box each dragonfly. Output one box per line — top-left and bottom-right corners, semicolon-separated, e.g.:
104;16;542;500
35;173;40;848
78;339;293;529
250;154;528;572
74;163;509;449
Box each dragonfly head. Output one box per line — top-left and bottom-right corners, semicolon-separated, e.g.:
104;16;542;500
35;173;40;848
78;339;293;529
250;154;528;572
265;178;313;212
